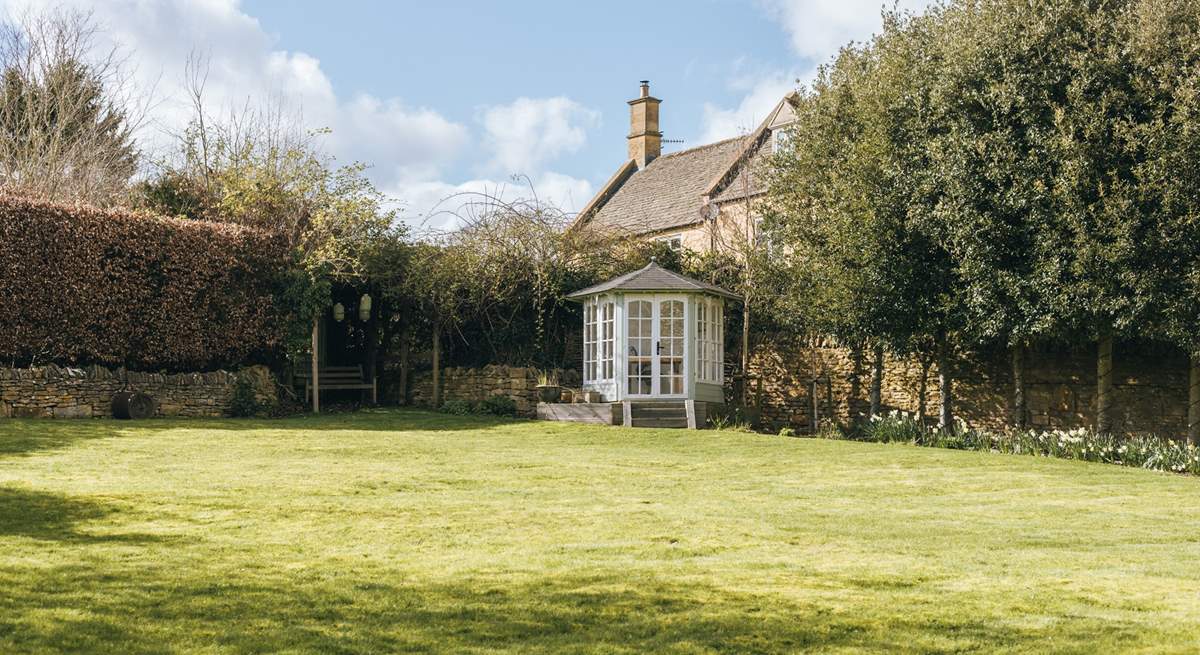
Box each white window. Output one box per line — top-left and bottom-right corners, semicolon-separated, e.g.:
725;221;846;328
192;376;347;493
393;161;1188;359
697;298;724;383
585;298;615;383
655;234;684;251
753;215;773;251
771;125;793;154
583;300;598;382
601;300;614;380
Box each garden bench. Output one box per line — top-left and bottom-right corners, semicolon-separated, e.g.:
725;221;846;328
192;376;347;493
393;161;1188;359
295;365;377;405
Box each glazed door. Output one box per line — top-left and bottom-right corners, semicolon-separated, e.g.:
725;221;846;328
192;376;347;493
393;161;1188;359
625;296;686;397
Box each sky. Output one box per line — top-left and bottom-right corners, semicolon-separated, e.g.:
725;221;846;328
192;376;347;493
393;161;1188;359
2;0;932;229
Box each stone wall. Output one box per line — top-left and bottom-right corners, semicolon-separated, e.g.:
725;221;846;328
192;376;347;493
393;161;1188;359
411;365;581;417
0;364;277;419
745;338;1190;437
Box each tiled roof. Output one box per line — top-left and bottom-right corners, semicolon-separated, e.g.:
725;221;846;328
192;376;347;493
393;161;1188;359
565;262;742;301
714;145;767;204
585;137;746;234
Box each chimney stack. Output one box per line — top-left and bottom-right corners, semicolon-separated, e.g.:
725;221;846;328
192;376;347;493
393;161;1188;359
628;80;661;168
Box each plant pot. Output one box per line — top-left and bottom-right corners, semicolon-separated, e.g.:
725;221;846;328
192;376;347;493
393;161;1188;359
560;389;575;403
536;385;562;403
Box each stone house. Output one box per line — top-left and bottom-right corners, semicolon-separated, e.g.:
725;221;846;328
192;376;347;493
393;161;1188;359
571;81;797;254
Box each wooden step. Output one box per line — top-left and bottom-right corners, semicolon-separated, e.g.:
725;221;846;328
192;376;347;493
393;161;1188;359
630;417;689;429
630;406;688;418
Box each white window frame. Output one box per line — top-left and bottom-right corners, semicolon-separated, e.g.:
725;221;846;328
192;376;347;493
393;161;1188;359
655;233;684;251
697;297;724;384
600;299;615;380
583;300;598;383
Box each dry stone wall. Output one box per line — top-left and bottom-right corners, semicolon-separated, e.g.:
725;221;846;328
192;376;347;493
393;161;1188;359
0;364;276;419
746;338;1189;438
411;365;580;417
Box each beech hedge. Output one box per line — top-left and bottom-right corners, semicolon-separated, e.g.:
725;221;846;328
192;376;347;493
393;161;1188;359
0;196;289;371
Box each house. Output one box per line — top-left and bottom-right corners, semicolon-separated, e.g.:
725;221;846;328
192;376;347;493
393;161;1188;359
571;81;798;253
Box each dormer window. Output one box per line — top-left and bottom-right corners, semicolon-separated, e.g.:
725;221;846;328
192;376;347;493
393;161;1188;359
770;127;792;154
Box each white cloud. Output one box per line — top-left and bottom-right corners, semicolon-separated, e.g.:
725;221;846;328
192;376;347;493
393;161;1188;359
0;0;599;230
699;0;933;143
479;96;599;176
393;172;594;233
758;0;934;61
699;72;797;142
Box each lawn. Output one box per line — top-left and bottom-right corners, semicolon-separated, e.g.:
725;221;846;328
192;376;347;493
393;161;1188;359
1;411;1199;653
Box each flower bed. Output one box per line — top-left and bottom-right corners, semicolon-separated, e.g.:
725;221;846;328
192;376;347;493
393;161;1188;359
820;411;1200;475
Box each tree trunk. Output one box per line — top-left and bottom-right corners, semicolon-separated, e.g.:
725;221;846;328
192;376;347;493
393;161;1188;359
1012;343;1026;429
310;316;320;414
740;303;751;407
1096;334;1114;434
917;359;930;427
432;323;442;409
1189;353;1200;446
937;345;953;432
869;344;884;419
398;329;410;406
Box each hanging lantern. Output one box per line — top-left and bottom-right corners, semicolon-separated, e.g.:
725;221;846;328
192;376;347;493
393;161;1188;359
358;293;372;321
332;302;345;322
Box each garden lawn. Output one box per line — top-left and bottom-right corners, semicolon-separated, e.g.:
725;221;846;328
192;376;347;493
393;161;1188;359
1;411;1199;654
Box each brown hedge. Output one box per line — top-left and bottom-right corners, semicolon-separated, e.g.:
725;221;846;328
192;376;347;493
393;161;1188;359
0;195;289;371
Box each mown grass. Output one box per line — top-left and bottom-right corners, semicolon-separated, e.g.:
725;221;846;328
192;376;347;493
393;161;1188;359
1;409;1199;653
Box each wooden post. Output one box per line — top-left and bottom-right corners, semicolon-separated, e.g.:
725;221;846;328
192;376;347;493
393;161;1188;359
1097;335;1114;434
431;322;442;409
937;346;953;432
311;316;320;414
869;344;884;419
365;298;379;406
1012;343;1026;429
1188;353;1200;446
740;303;751;407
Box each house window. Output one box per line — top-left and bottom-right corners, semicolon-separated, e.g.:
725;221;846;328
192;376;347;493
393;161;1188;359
655;234;684;251
697;298;724;383
753;215;772;251
583;300;598;382
600;300;614;380
771;125;793;154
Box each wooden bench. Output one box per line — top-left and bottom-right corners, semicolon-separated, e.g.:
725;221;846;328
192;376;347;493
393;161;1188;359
295;365;377;404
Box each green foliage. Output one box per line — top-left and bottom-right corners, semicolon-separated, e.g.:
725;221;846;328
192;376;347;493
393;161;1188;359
228;376;261;418
478;395;518;417
0;195;288;371
439;399;476;416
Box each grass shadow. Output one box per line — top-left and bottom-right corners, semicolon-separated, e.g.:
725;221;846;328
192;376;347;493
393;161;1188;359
0;487;165;544
0;419;118;458
0;569;1147;654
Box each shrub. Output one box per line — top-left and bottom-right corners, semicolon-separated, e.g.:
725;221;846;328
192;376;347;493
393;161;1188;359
0;195;288;371
478;395;518;417
439;399;476;415
228;376;261;418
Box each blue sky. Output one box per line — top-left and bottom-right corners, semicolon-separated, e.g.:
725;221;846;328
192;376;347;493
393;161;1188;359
5;0;931;228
